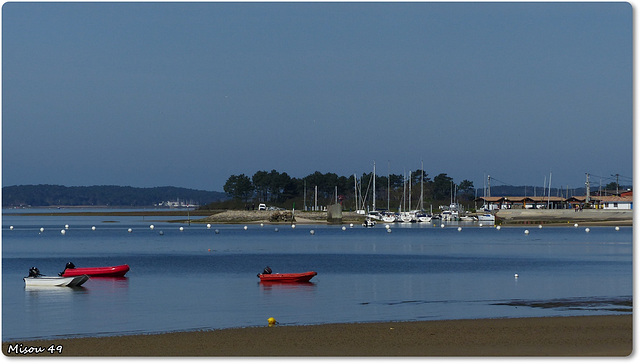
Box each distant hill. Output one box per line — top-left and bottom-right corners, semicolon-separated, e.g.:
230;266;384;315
2;185;228;207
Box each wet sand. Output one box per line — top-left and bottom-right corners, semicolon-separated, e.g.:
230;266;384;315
3;315;632;356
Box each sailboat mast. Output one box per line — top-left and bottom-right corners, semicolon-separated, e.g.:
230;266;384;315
372;161;376;212
354;174;358;212
387;161;390;211
408;170;412;211
420;160;424;211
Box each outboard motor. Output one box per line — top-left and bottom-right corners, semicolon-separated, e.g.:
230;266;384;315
258;266;272;277
28;267;41;278
59;261;75;276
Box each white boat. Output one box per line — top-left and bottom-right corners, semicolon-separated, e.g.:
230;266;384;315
362;218;376;227
23;267;89;287
381;212;397;223
441;210;459;221
24;275;89;287
399;211;417;223
366;211;383;221
416;212;432;223
477;213;496;222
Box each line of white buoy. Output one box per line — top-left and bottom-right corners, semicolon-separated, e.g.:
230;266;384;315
10;223;624;235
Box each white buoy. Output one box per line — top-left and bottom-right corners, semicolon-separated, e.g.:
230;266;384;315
524;229;530;235
274;227;279;232
65;224;69;229
179;227;184;231
514;273;519;278
310;230;315;235
291;224;296;229
128;228;133;233
260;223;264;227
91;226;96;231
615;226;620;231
385;224;390;229
214;229;220;234
386;228;392;233
574;223;579;228
350;223;354;228
40;227;44;232
243;226;248;230
585;227;590;233
538;224;543;229
60;229;66;235
207;224;211;229
457;227;462;232
9;226;13;230
342;226;346;231
496;225;501;230
479;223;483;227
149;224;155;230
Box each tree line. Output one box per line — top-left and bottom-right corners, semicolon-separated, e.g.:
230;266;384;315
222;169;475;210
2;185;227;207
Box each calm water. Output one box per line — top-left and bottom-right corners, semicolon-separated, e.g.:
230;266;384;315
1;209;633;341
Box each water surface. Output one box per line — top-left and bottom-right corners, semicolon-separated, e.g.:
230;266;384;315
2;211;632;341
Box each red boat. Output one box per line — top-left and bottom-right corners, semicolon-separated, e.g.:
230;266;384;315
257;267;317;283
60;263;129;277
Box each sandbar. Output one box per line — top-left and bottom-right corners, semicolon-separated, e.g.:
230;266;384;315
2;315;632;356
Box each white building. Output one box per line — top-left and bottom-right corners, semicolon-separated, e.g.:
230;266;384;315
597;196;633;210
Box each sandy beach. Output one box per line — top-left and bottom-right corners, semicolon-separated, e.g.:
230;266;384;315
3;315;632;356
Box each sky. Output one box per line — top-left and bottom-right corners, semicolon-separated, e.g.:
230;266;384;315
1;1;633;192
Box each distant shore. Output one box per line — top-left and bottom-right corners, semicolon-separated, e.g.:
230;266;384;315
2;315;632;356
3;208;633;226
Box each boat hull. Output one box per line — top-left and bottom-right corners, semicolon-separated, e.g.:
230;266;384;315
477;214;496;223
24;275;89;287
258;271;317;283
60;264;130;277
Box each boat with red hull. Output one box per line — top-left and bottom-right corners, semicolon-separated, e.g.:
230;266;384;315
60;264;129;277
257;271;317;283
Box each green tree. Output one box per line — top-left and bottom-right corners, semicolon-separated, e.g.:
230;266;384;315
223;174;253;201
432;173;453;200
605;181;619;193
252;170;270;202
458;179;475;199
458;180;474;194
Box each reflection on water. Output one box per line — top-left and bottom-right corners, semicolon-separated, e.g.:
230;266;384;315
25;285;87;294
258;281;317;293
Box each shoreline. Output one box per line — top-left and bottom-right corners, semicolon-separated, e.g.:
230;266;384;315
4;208;633;226
2;315;632;356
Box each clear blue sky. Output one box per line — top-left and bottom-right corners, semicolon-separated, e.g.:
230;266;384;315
2;2;633;192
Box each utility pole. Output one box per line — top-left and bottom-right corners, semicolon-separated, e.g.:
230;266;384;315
585;173;591;204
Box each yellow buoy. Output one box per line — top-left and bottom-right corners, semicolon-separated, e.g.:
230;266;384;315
268;317;276;325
